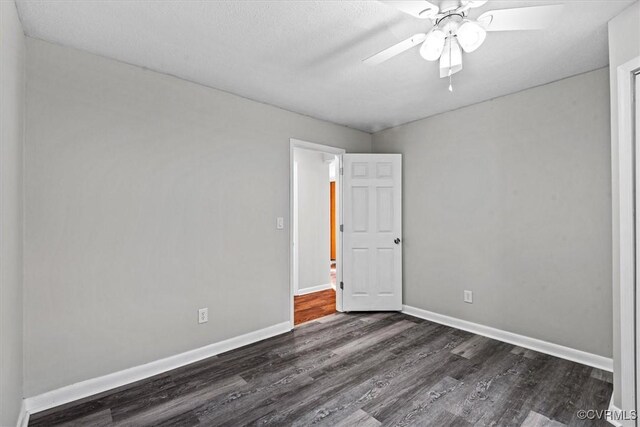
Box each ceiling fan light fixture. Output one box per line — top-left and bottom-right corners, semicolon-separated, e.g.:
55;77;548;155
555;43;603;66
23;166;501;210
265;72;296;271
419;29;446;61
456;20;487;53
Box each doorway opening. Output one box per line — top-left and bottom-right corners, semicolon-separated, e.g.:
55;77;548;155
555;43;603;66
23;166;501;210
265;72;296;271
290;139;344;327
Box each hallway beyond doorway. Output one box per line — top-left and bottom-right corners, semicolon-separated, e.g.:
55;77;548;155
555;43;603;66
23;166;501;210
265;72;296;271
294;289;336;325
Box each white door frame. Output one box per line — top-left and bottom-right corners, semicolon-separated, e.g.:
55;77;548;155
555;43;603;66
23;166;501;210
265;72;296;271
289;139;345;328
617;55;640;424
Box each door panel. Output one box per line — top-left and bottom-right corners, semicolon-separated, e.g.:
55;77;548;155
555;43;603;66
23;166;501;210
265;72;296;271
342;154;402;311
376;187;394;232
352;248;370;295
351;186;369;232
376;248;395;295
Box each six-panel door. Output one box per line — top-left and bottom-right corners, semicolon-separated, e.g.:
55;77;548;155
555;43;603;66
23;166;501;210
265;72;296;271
342;154;402;311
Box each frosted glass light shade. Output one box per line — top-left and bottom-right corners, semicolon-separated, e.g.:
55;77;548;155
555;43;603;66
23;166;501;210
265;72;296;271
419;29;446;61
457;20;487;53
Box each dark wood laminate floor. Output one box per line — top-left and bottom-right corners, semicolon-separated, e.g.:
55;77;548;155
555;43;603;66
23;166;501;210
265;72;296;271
294;289;336;325
29;312;612;426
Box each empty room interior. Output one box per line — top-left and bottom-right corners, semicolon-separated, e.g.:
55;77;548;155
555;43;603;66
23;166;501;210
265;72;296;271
1;0;639;426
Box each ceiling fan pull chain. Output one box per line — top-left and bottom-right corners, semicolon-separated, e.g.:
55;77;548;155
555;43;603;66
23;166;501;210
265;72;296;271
448;39;453;92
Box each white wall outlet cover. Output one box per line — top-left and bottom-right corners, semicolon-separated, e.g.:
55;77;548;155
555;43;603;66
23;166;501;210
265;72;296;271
463;290;473;304
198;308;209;324
276;217;284;229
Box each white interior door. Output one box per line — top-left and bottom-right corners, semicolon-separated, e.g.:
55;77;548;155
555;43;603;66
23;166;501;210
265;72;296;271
342;154;402;311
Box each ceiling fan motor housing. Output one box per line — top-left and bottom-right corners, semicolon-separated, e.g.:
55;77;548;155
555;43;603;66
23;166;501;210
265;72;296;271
437;13;464;35
440;0;462;13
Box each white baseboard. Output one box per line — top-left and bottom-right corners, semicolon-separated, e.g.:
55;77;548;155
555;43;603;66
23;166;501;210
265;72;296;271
607;397;624;427
16;399;29;427
402;305;613;372
23;321;292;416
295;283;332;296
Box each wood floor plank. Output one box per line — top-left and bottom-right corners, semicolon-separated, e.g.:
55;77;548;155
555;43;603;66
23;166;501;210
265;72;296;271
569;376;615;427
450;334;495;359
511;346;540;360
364;329;493;420
29;375;175;427
361;335;471;421
476;349;552;426
233;323;435;425
150;411;200;427
195;373;316;425
496;354;588;426
292;327;467;426
376;376;462;426
331;320;416;356
315;312;344;323
536;359;593;424
237;316;401;386
55;409;113;427
237;351;403;422
30;313;613;427
266;315;388;360
334;409;381;427
437;343;530;424
590;368;613;384
521;410;567;427
359;312;395;322
111;375;246;425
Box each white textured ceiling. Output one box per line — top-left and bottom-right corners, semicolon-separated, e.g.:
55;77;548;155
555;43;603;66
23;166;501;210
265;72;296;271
15;0;634;132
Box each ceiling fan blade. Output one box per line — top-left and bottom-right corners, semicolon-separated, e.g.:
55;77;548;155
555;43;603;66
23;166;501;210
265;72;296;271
363;33;427;65
379;1;440;19
477;4;563;32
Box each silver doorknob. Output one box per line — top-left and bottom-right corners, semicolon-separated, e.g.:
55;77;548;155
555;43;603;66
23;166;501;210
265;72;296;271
394;238;401;244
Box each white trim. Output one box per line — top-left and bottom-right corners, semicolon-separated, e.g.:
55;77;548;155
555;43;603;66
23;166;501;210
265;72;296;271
292;160;299;295
290;138;346;155
618;55;640;416
336;153;343;312
608;397;624;427
295;283;332;296
16;400;29;427
290;138;345;329
402;305;613;372
23;321;291;415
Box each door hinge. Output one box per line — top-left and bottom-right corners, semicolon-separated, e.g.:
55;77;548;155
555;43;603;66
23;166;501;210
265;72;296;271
340;224;344;232
340;167;344;175
340;281;344;290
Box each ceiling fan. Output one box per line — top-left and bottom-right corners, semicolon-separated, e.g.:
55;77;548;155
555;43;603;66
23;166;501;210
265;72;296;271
364;1;563;91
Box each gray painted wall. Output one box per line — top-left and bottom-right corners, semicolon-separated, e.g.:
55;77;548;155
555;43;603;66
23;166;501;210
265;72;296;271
0;1;25;424
294;149;331;293
373;68;612;357
608;0;640;409
23;38;371;396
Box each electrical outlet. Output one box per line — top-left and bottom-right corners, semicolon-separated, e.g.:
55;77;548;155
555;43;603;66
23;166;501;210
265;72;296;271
276;217;284;230
198;308;208;324
463;290;473;304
